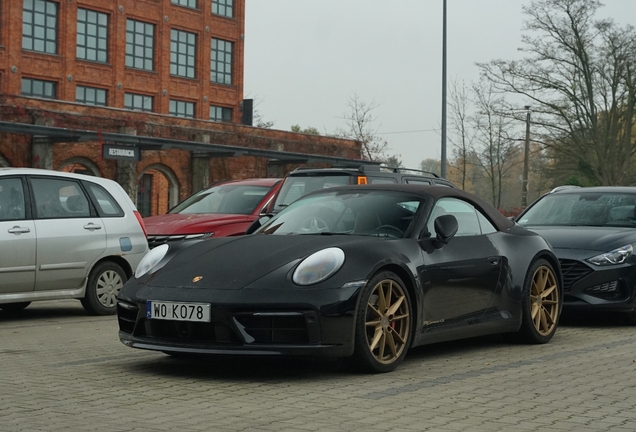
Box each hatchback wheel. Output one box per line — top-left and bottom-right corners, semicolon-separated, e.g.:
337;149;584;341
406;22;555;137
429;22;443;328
81;262;127;315
349;271;412;373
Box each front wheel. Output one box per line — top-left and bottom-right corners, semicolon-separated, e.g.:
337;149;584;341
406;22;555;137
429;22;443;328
507;259;561;344
81;262;127;315
625;310;636;326
349;271;412;373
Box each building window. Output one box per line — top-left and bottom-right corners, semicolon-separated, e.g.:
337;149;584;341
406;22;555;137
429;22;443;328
125;19;154;71
210;105;232;122
77;8;109;63
21;78;56;99
22;0;58;54
212;0;233;18
211;38;233;85
170;29;196;78
169;100;195;118
172;0;197;8
124;93;153;112
137;173;153;218
76;86;107;106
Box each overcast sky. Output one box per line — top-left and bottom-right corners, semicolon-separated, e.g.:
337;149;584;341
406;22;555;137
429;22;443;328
244;0;635;168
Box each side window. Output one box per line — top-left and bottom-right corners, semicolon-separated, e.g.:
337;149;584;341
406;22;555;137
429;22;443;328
404;178;432;185
31;178;89;219
427;198;481;237
85;183;124;217
369;177;397;184
477;211;497;234
0;178;26;221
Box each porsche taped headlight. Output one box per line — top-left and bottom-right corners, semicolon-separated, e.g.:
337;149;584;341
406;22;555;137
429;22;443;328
586;244;633;266
293;247;345;286
135;244;169;278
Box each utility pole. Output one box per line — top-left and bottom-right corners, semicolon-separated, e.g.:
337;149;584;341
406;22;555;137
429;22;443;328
521;106;531;208
441;0;447;178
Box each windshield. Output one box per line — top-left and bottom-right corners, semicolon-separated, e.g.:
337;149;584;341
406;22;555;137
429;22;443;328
258;189;425;238
518;192;636;227
169;184;272;215
272;175;353;212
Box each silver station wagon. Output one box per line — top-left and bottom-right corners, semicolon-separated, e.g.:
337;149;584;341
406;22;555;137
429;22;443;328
0;168;148;315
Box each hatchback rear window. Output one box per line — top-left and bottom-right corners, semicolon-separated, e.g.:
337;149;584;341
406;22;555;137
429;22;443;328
85;183;124;217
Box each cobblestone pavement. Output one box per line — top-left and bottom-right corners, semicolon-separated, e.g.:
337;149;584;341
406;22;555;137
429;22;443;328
2;300;636;432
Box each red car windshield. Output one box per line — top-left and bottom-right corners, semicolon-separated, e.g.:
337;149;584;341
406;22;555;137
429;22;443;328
169;184;273;215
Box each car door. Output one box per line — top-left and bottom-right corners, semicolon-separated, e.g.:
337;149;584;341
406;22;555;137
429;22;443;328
0;176;36;294
418;198;502;329
30;176;106;292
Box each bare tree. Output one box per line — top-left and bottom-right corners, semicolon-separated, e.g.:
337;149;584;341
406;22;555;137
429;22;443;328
448;79;477;189
472;81;523;208
337;94;390;161
478;0;636;185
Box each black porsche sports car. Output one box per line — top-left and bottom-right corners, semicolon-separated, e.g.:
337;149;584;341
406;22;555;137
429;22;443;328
516;186;636;324
118;185;563;373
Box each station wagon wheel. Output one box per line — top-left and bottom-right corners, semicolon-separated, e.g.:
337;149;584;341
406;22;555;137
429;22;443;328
81;262;127;315
506;259;561;344
349;271;412;373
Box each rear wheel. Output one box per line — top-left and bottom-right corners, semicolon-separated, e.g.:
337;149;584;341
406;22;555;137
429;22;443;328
507;259;560;344
81;262;127;315
0;302;31;312
349;271;412;373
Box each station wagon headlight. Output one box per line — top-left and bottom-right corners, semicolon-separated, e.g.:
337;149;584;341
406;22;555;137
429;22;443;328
135;244;170;278
586;245;633;266
293;247;345;286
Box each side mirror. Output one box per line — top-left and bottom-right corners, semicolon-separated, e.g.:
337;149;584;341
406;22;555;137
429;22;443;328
245;215;272;235
433;214;458;249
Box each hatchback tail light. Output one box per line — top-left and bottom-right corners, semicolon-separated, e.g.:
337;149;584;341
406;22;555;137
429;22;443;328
134;211;148;238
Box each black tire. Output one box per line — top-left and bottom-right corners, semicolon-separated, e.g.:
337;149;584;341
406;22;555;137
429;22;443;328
348;271;412;373
506;259;561;344
81;261;127;315
625;310;636;326
0;302;31;312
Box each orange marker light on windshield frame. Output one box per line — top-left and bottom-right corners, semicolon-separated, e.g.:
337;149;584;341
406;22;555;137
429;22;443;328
357;176;368;185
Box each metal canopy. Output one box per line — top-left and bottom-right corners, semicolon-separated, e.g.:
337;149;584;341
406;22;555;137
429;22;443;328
0;121;379;167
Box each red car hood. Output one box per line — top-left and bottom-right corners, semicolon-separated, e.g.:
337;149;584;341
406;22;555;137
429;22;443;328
144;213;252;235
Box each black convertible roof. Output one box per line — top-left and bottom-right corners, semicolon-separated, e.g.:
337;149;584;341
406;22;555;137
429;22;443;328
322;184;515;232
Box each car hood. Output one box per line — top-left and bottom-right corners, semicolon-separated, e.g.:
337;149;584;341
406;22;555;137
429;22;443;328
146;234;386;290
144;213;251;235
525;226;636;253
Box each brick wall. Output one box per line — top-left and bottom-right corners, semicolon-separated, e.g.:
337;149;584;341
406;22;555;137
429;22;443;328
0;1;363;216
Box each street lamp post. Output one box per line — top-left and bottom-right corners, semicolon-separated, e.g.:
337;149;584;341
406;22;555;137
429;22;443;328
441;0;447;178
521;106;531;208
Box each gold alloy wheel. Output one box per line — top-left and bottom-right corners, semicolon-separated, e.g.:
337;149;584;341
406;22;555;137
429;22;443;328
365;279;411;365
530;265;559;336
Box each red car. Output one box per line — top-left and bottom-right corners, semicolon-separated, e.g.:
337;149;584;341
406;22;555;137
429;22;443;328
144;178;281;248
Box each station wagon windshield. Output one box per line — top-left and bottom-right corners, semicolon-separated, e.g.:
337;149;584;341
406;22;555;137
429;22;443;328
518;192;636;227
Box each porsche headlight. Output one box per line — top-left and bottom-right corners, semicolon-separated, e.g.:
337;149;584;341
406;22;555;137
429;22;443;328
292;247;345;286
586;244;633;266
135;244;169;278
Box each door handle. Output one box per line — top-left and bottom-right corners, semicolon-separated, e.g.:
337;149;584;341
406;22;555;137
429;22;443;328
83;223;102;231
8;226;31;234
487;257;500;265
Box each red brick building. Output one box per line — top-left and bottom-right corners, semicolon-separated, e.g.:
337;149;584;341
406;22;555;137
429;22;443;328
0;0;364;216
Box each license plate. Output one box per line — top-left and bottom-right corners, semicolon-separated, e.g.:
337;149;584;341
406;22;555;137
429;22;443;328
146;301;211;322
